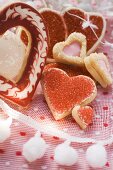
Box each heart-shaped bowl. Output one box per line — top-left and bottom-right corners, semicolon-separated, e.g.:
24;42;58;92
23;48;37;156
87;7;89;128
0;2;48;107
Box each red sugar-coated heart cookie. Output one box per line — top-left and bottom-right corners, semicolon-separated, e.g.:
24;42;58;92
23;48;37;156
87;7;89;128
0;2;48;107
43;63;92;78
63;8;106;55
72;105;94;129
42;68;97;120
40;8;67;63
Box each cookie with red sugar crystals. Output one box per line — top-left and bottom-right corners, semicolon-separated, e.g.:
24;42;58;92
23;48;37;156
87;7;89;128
84;53;112;88
72;105;94;129
42;68;97;120
43;63;92;78
63;7;106;55
40;8;67;63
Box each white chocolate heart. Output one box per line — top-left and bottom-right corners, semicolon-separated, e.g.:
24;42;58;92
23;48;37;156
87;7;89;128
0;30;26;83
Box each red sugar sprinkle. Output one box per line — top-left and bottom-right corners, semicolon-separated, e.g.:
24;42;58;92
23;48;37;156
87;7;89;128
103;106;109;110
0;149;5;154
78;106;94;125
53;136;59;140
16;151;22;156
43;69;96;114
103;123;109;127
20;132;26;136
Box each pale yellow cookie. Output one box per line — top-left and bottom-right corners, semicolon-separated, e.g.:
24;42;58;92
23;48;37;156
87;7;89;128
84;53;112;88
53;32;87;66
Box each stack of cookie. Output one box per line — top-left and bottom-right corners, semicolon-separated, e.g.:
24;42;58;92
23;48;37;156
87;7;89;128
18;6;112;129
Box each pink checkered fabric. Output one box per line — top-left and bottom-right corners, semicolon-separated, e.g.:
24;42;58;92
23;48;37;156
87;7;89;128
0;5;113;170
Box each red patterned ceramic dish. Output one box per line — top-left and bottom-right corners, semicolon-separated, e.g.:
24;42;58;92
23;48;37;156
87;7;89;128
0;2;48;107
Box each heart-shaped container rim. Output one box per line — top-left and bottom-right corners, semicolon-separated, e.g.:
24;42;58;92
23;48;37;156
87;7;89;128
0;2;48;107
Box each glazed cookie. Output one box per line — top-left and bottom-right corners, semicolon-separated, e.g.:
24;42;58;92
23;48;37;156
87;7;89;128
53;32;87;66
40;8;67;63
0;2;48;107
42;68;97;120
84;53;112;88
63;7;106;55
72;105;94;129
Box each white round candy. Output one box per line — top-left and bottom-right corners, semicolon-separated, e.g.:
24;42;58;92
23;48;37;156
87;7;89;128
23;136;47;162
0;124;11;143
0;118;12;143
54;143;78;166
86;144;107;168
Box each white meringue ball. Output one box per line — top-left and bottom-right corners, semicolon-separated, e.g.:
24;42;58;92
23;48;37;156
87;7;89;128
23;135;47;162
54;142;78;166
86;144;107;168
0;117;12;143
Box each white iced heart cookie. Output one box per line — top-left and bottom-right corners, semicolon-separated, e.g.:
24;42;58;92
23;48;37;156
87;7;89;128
53;32;87;66
84;53;112;88
0;30;26;83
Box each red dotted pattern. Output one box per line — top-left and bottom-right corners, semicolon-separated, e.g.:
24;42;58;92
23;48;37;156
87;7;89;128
103;106;109;110
103;123;109;127
53;136;60;140
20;132;26;136
0;149;5;154
16;151;22;156
106;162;110;167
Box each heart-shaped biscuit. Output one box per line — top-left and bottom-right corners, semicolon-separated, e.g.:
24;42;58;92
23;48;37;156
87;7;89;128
42;68;97;120
84;53;112;88
72;105;94;129
0;2;48;107
63;8;106;55
53;32;86;66
40;8;67;63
